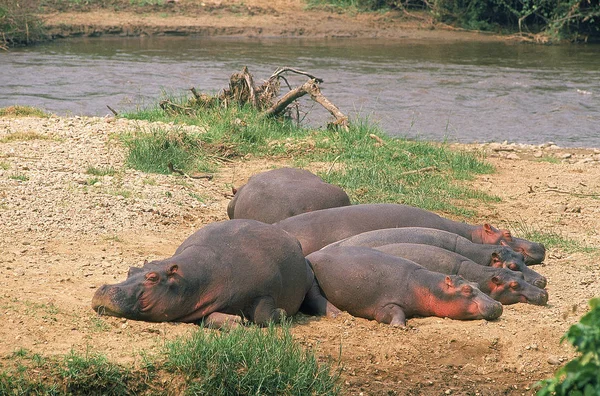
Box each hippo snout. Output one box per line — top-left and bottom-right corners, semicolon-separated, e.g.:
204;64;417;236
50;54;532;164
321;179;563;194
482;300;503;321
529;288;549;306
533;276;547;289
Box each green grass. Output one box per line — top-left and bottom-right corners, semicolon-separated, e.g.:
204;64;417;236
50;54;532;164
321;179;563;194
163;322;341;395
0;323;340;395
122;101;495;217
9;173;29;182
0;162;9;170
86;165;117;176
510;221;597;255
0;106;48;117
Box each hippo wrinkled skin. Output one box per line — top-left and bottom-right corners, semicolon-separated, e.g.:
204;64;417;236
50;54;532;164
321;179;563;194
326;227;547;288
374;243;548;306
275;203;546;264
92;219;313;327
306;246;503;326
228;167;351;224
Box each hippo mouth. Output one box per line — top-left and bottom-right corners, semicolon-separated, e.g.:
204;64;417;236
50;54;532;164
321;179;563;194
93;304;126;318
475;300;503;320
521;290;549;306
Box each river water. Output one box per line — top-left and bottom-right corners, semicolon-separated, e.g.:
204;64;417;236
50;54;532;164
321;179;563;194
1;36;599;147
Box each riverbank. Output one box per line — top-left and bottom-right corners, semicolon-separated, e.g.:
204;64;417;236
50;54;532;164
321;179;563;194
1;114;599;394
39;0;507;42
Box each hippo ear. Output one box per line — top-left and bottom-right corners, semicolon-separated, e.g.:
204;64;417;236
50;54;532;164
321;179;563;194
499;240;509;247
232;186;238;195
166;264;179;277
444;276;454;287
483;223;493;233
491;252;502;266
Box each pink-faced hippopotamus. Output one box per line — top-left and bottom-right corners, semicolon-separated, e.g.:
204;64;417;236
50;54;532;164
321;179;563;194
274;203;545;264
91;219;313;327
306;246;503;326
374;243;548;306
227;167;351;224
324;227;547;288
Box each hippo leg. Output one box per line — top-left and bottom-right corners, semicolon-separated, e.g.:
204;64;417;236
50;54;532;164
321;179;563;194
300;280;341;318
203;312;244;328
251;296;287;325
374;304;407;327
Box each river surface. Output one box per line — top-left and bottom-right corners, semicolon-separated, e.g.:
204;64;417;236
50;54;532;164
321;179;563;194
1;37;599;147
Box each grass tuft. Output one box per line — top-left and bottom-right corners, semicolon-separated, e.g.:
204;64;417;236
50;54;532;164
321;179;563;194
0;106;48;118
86;166;117;176
510;221;597;254
0;131;51;143
163;321;341;395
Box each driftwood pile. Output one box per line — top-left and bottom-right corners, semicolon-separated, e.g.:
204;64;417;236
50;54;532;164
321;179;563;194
159;67;349;130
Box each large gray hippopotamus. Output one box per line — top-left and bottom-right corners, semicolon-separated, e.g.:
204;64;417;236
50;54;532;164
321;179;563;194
275;203;545;264
227;167;351;224
92;219;313;327
306;246;503;326
374;243;548;306
324;227;547;288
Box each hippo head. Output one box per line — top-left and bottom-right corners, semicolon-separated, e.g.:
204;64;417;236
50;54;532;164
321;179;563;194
501;237;546;265
486;270;548;306
432;276;503;321
92;260;201;322
489;248;547;289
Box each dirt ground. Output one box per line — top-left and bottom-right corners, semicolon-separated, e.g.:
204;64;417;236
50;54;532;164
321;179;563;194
1;115;599;395
3;2;599;394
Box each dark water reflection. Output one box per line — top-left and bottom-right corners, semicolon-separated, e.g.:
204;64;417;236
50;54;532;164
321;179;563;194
1;36;599;147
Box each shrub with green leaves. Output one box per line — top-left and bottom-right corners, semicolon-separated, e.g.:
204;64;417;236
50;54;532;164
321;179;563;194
537;298;600;395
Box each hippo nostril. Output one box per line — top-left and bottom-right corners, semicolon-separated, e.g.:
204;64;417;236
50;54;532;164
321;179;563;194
534;278;547;289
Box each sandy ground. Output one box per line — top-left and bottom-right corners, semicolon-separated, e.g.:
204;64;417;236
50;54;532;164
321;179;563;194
0;115;599;395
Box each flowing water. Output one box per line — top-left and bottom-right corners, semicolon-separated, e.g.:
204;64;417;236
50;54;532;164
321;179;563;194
1;36;599;147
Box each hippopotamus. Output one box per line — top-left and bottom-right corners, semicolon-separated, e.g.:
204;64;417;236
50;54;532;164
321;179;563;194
91;219;313;327
306;246;503;326
373;243;548;306
274;203;545;264
227;167;351;224
324;227;547;288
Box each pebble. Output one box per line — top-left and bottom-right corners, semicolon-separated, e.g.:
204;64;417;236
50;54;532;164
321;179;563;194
547;357;561;365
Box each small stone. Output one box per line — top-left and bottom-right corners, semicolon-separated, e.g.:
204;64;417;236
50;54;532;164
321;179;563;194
548;356;561;365
445;389;453;395
533;151;543;158
561;153;572;159
507;153;520;160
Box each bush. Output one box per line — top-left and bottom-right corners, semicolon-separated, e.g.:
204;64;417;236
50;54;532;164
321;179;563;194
0;0;47;48
537;298;600;395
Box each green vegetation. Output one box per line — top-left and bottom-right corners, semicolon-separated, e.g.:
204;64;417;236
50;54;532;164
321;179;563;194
86;165;117;176
511;222;597;254
537;298;600;395
0;162;9;170
9;173;29;181
307;0;600;41
163;322;341;395
0;323;340;395
0;0;47;48
0;106;48;117
122;101;496;217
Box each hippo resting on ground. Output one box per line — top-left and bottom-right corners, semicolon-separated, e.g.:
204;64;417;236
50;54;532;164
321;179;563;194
324;227;547;288
305;246;503;326
92;219;313;327
373;243;548;306
275;203;545;265
227;167;351;224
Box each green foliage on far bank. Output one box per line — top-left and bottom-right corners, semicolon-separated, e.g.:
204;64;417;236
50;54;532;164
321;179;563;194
537;298;600;395
307;0;600;41
121;99;496;218
0;322;341;395
0;0;47;48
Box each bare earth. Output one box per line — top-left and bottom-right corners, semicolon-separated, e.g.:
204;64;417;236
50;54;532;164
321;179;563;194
3;3;599;394
1;115;599;395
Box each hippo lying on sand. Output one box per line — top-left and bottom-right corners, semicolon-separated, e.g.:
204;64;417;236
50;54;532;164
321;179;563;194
325;227;547;288
306;246;503;326
374;243;548;305
227;167;351;224
92;219;313;327
275;203;545;264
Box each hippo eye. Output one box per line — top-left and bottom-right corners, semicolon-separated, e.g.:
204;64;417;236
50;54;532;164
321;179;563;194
145;273;159;284
508;263;519;271
509;281;520;290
